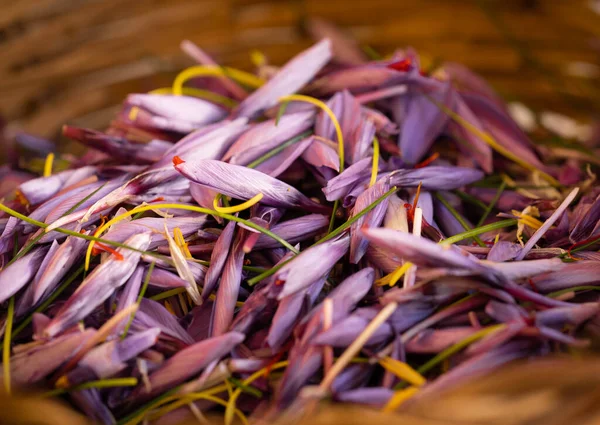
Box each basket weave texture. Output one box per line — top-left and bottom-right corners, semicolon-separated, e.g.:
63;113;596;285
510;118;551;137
1;0;598;138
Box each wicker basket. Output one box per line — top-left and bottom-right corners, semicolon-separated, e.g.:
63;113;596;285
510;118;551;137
0;0;598;139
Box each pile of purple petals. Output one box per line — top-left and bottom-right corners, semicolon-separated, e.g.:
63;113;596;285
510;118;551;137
1;31;600;425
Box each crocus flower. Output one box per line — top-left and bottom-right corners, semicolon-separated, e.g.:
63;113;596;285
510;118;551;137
44;232;152;337
211;229;248;336
131;331;244;400
271;236;350;299
223;111;314;165
349;180;390;263
0;245;50;303
175;159;329;212
126;93;228;133
232;39;332;118
63;126;172;164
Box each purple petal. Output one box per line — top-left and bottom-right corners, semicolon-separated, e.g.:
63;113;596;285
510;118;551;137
487;241;522;262
80;328;160;378
175;159;328;212
535;303;599;328
307;65;408;97
531;261;600;292
322;157;372;202
232;39;332;118
302;137;341;172
190;183;220;213
253;214;329;250
32;235;88;304
230;286;275;335
223;111;314;165
482;258;564;280
0;245;50;303
17;166;97;206
350;180;390;263
70;389;115;425
203;221;236;300
388;165;484;190
101;216;206;252
43;180;126;226
44;232;152;337
336;388;393;407
449;95;493;172
127;94;228;133
254;136;314;178
485;300;527;323
267;277;326;350
146;267;188;289
211;230;247;337
132;332;244;400
132;298;195;345
392;79;453;164
406;327;479;353
6;329;95;385
154;118;249;168
462;92;548;172
273;235;349;299
63;126;171;164
361;227;486;272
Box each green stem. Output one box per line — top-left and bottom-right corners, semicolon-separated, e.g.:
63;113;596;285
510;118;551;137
3;297;15;395
453;190;488;211
328;199;340;234
227;377;263;398
440;219;517;246
476;181;507;227
10;183;108;266
246;130;313;169
434;192;485;247
247;186;398;286
42;377;138;398
150;288;186;301
548;286;600;298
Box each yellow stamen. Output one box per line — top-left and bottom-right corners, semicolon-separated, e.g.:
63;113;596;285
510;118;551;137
3;297;14;395
173;227;192;259
430;98;559;186
224;361;289;425
122;383;230;425
250;50;267;67
172;65;265;96
84;202;288;271
43;153;55;177
55;375;70;389
178;292;189;315
279;94;345;172
376;262;413;287
151;391;248;425
383;386;419;412
212;193;264;214
210;293;245;308
128;107;140;121
494;233;500;244
164;300;175;315
148;87;238;108
379;357;426;387
369;136;380;187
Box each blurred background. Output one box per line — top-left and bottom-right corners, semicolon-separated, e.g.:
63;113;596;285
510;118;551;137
0;0;599;141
